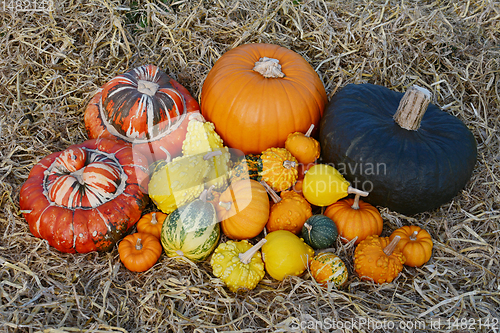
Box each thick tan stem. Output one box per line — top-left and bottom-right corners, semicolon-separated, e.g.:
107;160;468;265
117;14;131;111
409;231;419;241
219;201;232;211
151;213;158;225
137;80;159;96
239;239;267;264
393;85;432;131
199;185;215;202
71;168;85;185
253;57;285;78
135;238;143;251
260;181;281;203
351;194;361;210
283;160;296;169
383;235;401;256
347;186;369;197
305;124;314;137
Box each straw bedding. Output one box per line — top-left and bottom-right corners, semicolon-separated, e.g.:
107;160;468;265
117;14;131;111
1;0;499;332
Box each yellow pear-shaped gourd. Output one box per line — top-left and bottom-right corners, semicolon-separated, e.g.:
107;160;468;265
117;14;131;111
261;230;314;281
302;164;368;206
210;239;266;292
182;118;231;191
149;153;211;213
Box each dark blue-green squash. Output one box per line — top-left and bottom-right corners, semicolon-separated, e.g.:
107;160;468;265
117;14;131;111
319;83;477;215
301;215;338;249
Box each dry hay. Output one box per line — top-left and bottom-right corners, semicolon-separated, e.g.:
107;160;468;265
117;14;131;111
1;0;499;332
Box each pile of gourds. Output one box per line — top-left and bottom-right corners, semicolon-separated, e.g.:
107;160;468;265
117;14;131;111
20;42;477;291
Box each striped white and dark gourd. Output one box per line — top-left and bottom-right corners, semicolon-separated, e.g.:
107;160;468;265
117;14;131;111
161;198;220;262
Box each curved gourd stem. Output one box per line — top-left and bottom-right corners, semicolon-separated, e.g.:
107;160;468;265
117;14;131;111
282;160;296;169
159;146;172;163
151;212;158;225
199;185;215;203
347;186;369;197
383;235;401;256
351;194;361;210
203;150;222;160
393;85;432;131
260;180;281;203
135;238;143;251
409;230;419;241
239;239;267;264
304;223;312;237
253;57;285;78
305;124;314;137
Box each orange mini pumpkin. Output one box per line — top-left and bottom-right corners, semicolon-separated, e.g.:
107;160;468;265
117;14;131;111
390;226;433;267
118;233;162;272
354;235;406;284
201;43;327;155
285;124;321;165
324;194;383;245
136;212;168;239
262;181;312;235
218;180;270;240
260;147;298;192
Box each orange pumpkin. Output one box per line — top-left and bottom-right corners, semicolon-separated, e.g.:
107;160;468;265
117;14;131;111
218;179;270;240
262;181;312;235
354;235;406;284
118;233;162;272
260;148;298;192
390;226;433;267
200;43;327;154
136;212;168;239
324;194;383;245
285;124;321;165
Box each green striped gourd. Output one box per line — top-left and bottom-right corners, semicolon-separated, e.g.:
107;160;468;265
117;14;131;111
160;191;220;261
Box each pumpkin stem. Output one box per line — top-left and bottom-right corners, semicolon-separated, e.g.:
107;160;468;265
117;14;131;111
393;85;432;131
351;194;361;210
151;212;158;225
383;235;401;256
260;181;281;203
239;239;267;265
283;160;296;169
305;124;314;137
135;238;143;251
137;79;159;96
347;186;369;197
409;230;419;241
199;185;215;202
70;168;85;185
253;57;285;78
203;150;222;160
218;201;232;210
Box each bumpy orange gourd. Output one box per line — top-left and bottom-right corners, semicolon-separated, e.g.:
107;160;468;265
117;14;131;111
262;182;312;235
390;226;433;267
285;124;321;165
118;233;162;272
324;194;383;245
260;148;298;192
354;235;406;284
218;180;270;240
201;43;327;155
310;252;348;288
136;212;168;239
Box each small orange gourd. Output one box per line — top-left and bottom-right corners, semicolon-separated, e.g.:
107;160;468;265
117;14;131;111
136;212;168;239
354;235;406;284
324;194;383;245
390;226;433;267
262;181;312;235
118;233;162;272
218;179;270;240
260;148;298;192
285;124;321;165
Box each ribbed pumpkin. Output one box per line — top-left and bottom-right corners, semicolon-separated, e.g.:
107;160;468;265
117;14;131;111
118;232;162;272
310;252;348;288
19;138;149;253
324;194;383;245
136;212;168;239
160;190;220;261
84;64;200;162
390;226;433;267
301;215;338;249
201;43;327;154
218;180;270;240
